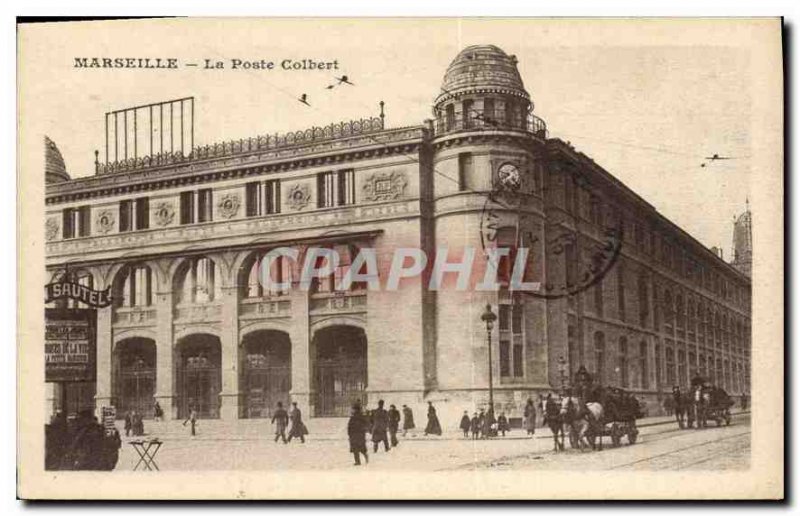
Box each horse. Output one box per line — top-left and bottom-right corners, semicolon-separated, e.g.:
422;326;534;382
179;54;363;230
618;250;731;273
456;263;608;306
560;396;603;451
544;398;565;452
692;385;712;428
672;387;696;429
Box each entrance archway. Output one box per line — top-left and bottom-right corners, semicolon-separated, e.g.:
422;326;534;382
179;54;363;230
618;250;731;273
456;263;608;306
240;330;292;418
176;334;222;419
312;325;367;417
112;337;156;418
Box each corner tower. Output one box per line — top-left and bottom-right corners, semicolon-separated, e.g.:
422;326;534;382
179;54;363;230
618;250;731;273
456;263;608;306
427;45;549;423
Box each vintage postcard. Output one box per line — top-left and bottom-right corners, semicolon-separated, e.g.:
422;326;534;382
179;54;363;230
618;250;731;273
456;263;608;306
17;18;783;499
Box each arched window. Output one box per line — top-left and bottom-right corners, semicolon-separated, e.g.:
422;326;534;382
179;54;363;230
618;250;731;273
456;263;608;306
114;264;152;308
244;251;291;298
637;275;649;328
665;345;675;386
594;279;604;317
618;337;628;388
311;244;367;294
178;257;221;304
594;331;605;385
663;289;673;328
68;271;95;309
639;341;648;389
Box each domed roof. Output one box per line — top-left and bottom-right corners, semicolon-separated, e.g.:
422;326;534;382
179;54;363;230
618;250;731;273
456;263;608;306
45;136;70;184
436;45;529;106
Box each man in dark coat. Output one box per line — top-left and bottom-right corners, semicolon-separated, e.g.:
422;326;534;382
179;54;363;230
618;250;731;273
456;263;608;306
401;404;415;436
348;403;369;466
387;404;401;447
424;401;442;436
477;409;486;439
371;400;390;452
124;411;132;437
470;412;480;439
271;402;289;443
287;402;308;443
459;411;471;438
497;412;509;437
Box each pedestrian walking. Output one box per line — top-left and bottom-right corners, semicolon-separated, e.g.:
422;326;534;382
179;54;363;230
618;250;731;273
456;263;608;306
470;412;480;440
123;411;132;437
348;402;369;466
459;411;471;438
271;402;289;443
371;400;390;452
401;404;415;436
287;402;308;443
153;401;164;422
483;408;496;438
523;398;537;436
497;412;509;437
477;409;486;438
388;404;401;447
424;401;442;436
182;408;198;436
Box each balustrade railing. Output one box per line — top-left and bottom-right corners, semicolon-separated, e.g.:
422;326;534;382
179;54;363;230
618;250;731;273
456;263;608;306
434;109;547;138
96;115;385;175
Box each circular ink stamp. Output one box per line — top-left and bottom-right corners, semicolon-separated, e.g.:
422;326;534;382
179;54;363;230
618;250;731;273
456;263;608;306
479;161;623;299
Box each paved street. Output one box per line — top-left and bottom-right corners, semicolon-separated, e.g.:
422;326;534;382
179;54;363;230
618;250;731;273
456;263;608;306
113;412;750;472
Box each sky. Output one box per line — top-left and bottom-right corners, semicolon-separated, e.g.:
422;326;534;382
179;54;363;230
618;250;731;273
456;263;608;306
23;18;762;257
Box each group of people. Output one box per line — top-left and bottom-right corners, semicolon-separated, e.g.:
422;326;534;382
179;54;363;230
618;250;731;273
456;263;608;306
458;409;511;439
123;410;145;437
347;401;441;466
270;401;309;444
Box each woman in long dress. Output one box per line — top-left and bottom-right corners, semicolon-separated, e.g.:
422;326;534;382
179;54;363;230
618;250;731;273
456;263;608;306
424;401;442;436
523;398;537;436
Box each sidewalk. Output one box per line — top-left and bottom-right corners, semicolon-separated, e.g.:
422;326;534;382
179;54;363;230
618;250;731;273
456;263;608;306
116;410;749;443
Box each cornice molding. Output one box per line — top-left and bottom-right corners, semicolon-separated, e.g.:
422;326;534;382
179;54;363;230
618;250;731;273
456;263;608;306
46;126;426;205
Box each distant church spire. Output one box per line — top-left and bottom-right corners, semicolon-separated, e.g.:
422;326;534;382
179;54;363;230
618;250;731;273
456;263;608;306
730;201;752;277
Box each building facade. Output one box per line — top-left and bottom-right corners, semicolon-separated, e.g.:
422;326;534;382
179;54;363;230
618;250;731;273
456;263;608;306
45;45;751;423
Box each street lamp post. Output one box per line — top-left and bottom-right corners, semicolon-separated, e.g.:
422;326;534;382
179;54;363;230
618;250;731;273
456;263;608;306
480;304;497;414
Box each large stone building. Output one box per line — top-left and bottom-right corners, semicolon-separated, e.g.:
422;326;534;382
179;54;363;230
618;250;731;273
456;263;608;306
45;45;751;423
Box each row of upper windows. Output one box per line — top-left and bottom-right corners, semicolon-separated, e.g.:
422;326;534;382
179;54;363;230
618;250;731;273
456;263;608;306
59;170;356;239
558;169;749;310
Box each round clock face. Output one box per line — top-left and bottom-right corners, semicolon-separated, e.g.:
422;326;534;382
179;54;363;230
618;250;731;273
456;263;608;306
498;163;521;190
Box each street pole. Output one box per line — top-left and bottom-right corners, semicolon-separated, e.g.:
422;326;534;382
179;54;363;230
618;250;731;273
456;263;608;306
487;324;494;414
481;304;497;417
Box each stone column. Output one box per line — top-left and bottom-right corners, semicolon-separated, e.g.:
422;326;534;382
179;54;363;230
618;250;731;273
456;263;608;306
154;290;175;420
94;304;113;418
219;286;240;420
289;288;311;417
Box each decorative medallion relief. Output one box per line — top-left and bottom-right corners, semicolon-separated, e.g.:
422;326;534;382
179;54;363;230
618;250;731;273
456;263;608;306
362;171;408;202
217;193;241;219
45;217;60;241
95;210;116;234
287;184;311;210
153;202;176;227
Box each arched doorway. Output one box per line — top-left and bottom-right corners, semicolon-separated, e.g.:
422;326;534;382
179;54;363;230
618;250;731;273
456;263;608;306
241;330;292;418
312;325;367;417
113;337;157;418
176;334;222;419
